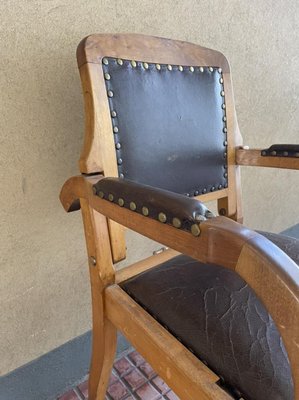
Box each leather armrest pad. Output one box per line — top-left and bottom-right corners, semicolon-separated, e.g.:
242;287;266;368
93;178;214;235
261;144;299;158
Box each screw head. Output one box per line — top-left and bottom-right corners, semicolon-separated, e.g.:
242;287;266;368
89;256;96;266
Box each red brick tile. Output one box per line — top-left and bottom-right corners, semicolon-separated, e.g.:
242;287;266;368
123;368;146;391
128;350;146;367
151;376;170;395
139;362;156;379
77;379;88;398
107;380;129;400
165;391;180;400
135;382;160;400
57;389;80;400
114;356;134;377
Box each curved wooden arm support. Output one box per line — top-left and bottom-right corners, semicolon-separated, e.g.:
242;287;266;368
236;148;299;170
60;175;299;395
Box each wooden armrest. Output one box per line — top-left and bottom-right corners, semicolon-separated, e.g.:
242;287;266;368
93;178;214;237
236;148;299;170
60;175;299;394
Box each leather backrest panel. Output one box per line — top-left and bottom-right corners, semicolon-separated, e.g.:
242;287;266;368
102;58;228;196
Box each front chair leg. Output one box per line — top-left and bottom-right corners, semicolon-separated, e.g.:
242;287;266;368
80;199;117;399
89;316;117;400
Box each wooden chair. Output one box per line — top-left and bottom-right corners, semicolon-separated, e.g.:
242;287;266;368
60;34;299;400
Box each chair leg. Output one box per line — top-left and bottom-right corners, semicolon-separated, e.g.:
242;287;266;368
88;317;117;400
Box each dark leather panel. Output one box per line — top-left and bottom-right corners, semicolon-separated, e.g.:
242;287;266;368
261;144;299;158
102;58;228;196
121;232;299;400
93;178;213;234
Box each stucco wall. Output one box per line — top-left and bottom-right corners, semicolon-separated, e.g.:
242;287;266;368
1;0;298;375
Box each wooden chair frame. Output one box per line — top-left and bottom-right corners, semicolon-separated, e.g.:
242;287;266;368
60;34;299;400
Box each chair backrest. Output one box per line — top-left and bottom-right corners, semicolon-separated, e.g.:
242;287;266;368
77;34;243;262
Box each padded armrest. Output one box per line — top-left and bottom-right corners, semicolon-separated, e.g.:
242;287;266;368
93;178;214;236
261;144;299;158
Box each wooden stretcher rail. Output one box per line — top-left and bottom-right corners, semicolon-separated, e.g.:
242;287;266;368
236;149;299;170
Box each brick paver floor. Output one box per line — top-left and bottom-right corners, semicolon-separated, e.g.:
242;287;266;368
57;348;179;400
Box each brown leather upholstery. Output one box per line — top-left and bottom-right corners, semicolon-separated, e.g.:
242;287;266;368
121;232;299;400
93;178;213;234
102;58;228;196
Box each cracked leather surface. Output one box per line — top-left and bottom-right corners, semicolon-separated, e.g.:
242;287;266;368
121;232;298;400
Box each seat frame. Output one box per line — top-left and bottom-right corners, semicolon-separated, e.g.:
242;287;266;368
60;34;299;400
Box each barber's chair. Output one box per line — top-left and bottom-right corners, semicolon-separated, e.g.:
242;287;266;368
60;34;299;400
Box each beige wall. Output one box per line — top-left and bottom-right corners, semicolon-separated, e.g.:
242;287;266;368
1;0;298;375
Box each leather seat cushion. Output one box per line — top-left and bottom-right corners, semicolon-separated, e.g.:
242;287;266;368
120;232;298;400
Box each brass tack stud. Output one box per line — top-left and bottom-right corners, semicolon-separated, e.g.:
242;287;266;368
218;184;223;189
223;127;227;133
119;173;125;179
209;67;214;72
172;217;182;228
117;58;123;66
130;201;137;211
92;186;97;195
117;158;123;165
167;64;173;71
156;63;161;70
113;126;119;133
108;193;114;202
220;90;225;97
98;191;104;198
118;198;125;207
143;62;149;69
189;66;194;72
142;206;149;216
283;151;288;156
211;186;215;192
158;212;167;223
202;188;207;194
223;140;228;146
223;116;227;122
224;152;227;158
115;142;121;149
224;172;228;178
199;67;204;72
191;224;201;237
131;60;137;67
102;58;108;65
194;190;199;196
178;65;183;71
222;103;226;109
104;73;111;80
224;182;228;188
111;110;117;117
271;151;277;156
107;90;114;98
219;77;224;84
218;68;222;73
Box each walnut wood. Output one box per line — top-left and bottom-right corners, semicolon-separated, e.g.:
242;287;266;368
105;285;231;400
236;148;299;169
